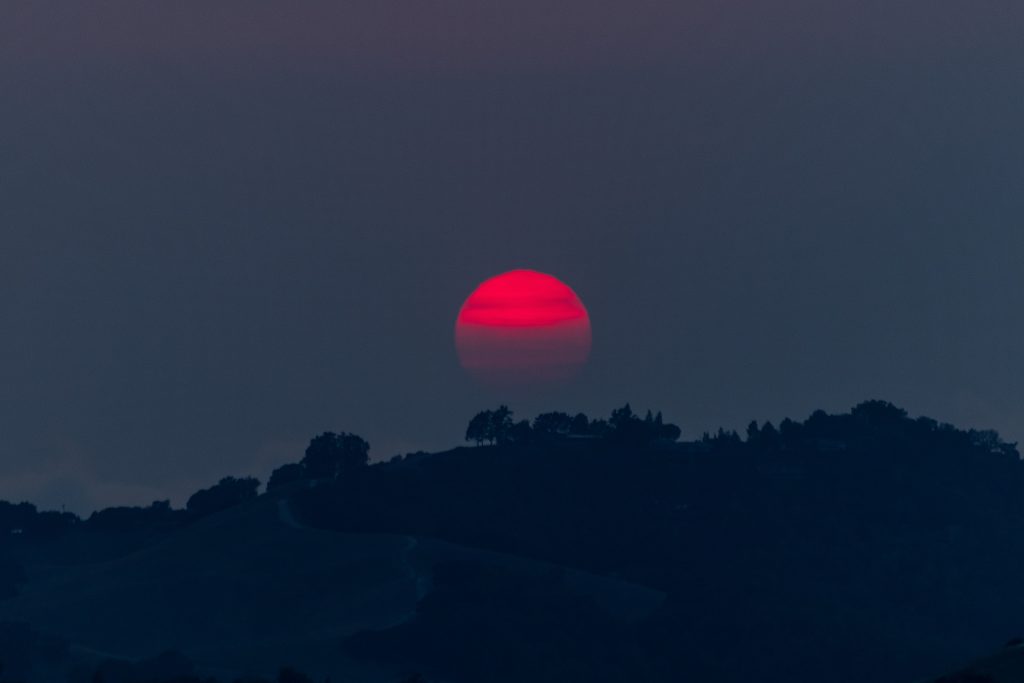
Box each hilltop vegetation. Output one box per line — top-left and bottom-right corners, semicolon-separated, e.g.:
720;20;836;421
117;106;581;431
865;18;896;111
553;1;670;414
0;401;1022;683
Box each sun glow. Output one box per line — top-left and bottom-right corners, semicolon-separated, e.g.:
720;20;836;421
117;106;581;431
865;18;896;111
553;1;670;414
455;270;592;388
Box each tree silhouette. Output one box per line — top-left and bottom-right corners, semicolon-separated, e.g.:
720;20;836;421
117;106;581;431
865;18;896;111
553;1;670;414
588;418;610;437
267;463;306;491
532;412;573;438
746;420;779;448
606;403;681;444
508;419;533;445
609;403;635;431
569;412;590;435
658;420;682;442
301;432;369;480
851;399;908;425
465;406;516;445
491;406;514;444
704;428;741;450
779;417;800;443
466;411;492;446
186;477;260;517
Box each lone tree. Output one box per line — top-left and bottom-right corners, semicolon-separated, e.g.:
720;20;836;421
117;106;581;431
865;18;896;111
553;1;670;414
301;432;370;479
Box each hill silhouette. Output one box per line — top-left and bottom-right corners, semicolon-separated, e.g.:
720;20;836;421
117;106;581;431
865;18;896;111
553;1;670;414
0;401;1021;683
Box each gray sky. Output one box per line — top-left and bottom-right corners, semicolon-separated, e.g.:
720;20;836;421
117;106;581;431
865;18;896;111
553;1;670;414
2;1;1023;512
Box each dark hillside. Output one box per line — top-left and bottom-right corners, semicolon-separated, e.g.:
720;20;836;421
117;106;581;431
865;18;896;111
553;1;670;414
0;401;1021;683
923;640;1024;682
0;487;662;683
292;402;1024;683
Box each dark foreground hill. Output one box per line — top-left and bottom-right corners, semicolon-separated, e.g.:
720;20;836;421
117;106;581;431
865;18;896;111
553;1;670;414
924;640;1024;682
0;400;1023;683
0;489;662;683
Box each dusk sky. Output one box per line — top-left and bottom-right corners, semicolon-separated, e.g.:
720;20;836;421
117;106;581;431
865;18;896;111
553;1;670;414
2;1;1023;512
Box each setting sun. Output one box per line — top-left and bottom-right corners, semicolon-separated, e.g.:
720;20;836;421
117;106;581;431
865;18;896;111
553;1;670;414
455;269;592;388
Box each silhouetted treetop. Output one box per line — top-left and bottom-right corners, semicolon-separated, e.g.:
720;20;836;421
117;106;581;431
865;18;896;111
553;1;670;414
460;399;1016;465
532;412;574;438
851;399;908;424
186;476;260;518
732;400;1019;462
301;432;370;480
465;404;682;447
267;463;306;491
3;398;1023;683
465;406;514;446
606;403;682;444
570;412;590;435
87;500;184;532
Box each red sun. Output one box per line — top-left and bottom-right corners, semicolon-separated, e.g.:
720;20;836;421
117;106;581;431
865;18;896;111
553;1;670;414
455;270;592;388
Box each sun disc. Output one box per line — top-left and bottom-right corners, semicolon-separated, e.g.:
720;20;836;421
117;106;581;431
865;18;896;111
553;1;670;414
455;270;592;388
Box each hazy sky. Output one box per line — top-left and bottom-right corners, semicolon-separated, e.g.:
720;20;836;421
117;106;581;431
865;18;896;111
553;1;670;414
2;2;1023;512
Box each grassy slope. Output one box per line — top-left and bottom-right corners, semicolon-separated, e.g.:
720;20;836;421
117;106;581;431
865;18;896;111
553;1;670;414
0;488;664;683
